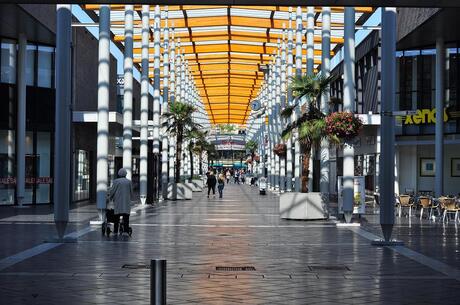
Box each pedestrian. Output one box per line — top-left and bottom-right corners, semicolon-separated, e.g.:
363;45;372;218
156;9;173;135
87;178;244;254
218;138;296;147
109;168;133;235
226;170;231;184
207;171;217;198
218;173;225;198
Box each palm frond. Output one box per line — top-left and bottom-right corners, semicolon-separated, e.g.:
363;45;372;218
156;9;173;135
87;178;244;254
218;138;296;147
280;104;298;119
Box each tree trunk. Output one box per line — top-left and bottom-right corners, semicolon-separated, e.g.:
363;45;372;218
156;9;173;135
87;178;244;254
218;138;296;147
189;146;194;181
300;142;312;193
175;128;183;183
199;152;203;175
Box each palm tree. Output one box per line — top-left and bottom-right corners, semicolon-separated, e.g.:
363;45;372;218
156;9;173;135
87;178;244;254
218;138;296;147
188;130;208;178
281;74;338;193
205;142;219;168
245;139;258;173
163;101;201;183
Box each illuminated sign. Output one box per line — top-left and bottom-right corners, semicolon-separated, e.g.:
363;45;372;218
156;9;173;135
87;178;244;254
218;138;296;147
401;108;449;125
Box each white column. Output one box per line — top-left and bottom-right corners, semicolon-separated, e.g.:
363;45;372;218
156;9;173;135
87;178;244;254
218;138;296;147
16;34;27;207
139;5;150;204
152;5;161;156
96;5;110;213
320;7;331;197
161;8;170;200
54;5;72;237
294;6;302;192
435;37;445;197
342;7;355;223
306;6;315;75
280;35;287;193
275;52;281;192
168;33;176;181
122;5;134;180
286;21;294;192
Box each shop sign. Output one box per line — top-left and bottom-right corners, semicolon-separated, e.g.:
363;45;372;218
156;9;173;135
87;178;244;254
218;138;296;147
0;177;54;184
402;108;449;125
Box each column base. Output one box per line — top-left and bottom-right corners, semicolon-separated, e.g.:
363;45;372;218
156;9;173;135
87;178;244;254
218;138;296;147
371;239;404;246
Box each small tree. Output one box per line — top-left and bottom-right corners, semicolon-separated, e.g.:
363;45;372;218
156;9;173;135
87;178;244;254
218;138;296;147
281;74;338;193
188;130;209;177
245;139;258;173
163;101;201;183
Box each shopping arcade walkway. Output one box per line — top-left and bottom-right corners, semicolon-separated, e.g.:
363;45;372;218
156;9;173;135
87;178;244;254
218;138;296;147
1;184;460;304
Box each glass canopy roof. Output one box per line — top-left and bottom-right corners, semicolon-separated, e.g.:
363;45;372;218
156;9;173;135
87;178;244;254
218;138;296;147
83;5;374;126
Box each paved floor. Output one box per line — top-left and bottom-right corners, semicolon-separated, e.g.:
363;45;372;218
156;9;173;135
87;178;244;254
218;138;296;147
1;184;460;304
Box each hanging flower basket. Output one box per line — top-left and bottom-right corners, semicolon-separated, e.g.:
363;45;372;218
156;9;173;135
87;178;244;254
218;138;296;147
273;143;287;158
325;111;363;141
253;155;260;162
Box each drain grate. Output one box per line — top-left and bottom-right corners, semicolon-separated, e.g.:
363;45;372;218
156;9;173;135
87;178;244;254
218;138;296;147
122;264;150;269
308;265;350;272
216;266;256;271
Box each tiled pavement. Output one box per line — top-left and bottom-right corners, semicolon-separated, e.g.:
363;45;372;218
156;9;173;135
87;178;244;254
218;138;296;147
1;184;460;304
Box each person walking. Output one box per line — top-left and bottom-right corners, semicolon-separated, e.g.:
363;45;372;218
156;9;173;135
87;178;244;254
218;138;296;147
218;173;225;198
109;168;133;235
226;170;231;184
207;171;217;198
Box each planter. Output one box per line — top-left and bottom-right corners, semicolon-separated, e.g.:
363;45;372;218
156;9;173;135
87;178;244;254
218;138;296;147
192;179;204;189
167;183;193;200
186;180;204;192
279;192;328;220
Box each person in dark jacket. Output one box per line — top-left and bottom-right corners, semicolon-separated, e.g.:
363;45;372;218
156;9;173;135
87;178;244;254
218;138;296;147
207;171;217;198
109;168;133;234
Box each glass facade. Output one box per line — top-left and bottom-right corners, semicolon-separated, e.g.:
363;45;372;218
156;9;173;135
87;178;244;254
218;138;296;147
396;47;460;135
0;37;55;205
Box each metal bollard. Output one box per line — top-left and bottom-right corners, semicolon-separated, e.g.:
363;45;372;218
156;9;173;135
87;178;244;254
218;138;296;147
150;259;167;305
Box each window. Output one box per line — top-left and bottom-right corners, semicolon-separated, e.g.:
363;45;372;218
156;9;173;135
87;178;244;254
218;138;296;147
26;45;36;86
37;46;54;88
1;40;16;84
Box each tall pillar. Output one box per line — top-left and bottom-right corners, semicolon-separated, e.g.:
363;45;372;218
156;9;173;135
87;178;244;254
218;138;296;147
161;9;170;200
96;5;111;213
16;34;27;208
139;5;150;204
294;6;302;192
168;34;176;181
380;7;397;241
342;7;355;223
320;7;331;198
54;5;72;238
122;5;134;180
435;37;445;197
286;21;294;192
152;5;161;201
306;6;315;75
280;35;287;193
275;52;281;192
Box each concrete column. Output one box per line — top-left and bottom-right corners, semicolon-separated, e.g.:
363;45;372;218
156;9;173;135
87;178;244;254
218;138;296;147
435;37;445;197
16;34;27;207
294;6;302;192
139;5;150;204
342;7;355;223
122;5;134;180
275;52;281;192
286;22;294;192
306;7;315;75
161;8;170;200
96;5;110;213
54;5;72;238
380;7;397;241
280;36;287;193
168;34;176;181
152;5;161;155
320;7;331;199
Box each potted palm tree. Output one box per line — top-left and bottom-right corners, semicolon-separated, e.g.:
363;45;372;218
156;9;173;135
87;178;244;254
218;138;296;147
187;130;209;191
245;139;258;174
163;101;201;200
278;74;337;220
